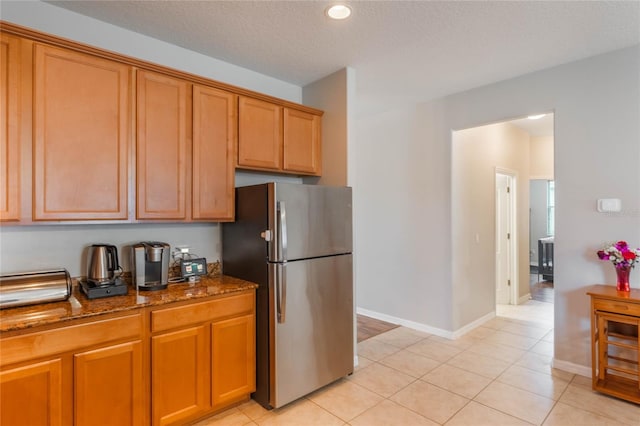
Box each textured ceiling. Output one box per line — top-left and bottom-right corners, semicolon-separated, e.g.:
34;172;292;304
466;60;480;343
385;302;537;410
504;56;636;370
46;1;640;116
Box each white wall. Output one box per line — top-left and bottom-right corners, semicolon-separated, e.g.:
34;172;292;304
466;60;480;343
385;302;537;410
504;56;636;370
0;1;306;277
530;135;554;179
302;68;352;187
355;104;453;332
355;45;640;371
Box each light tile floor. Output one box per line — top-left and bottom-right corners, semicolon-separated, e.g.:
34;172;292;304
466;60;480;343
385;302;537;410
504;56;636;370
195;300;640;425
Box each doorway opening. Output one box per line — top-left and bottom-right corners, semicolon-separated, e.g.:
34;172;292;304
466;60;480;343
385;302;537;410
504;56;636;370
451;112;554;326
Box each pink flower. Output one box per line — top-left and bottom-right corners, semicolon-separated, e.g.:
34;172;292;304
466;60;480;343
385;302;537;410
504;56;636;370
615;241;628;251
597;241;640;268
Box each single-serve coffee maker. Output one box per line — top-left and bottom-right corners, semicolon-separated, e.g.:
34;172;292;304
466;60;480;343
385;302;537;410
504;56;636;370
132;242;170;291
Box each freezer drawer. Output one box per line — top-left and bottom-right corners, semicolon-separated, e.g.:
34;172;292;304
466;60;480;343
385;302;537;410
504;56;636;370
268;254;353;408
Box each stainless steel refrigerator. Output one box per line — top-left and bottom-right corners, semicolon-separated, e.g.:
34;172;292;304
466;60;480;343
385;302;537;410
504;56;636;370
222;182;353;409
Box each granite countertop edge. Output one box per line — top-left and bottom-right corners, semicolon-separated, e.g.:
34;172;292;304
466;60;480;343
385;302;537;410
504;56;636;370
0;275;258;333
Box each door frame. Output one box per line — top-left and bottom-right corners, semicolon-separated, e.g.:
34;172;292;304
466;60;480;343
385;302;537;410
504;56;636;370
495;168;518;305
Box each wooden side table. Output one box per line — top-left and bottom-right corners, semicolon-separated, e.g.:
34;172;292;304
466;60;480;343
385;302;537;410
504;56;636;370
587;285;640;404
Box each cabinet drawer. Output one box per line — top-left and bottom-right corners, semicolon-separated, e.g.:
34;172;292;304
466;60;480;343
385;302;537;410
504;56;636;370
151;292;254;333
594;299;640;317
1;313;142;367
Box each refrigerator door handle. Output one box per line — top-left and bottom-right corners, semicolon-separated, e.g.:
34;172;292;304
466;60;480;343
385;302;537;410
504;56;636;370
277;201;288;261
276;264;287;323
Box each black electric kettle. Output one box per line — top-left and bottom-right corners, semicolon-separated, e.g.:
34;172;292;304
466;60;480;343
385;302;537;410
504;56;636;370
87;244;120;284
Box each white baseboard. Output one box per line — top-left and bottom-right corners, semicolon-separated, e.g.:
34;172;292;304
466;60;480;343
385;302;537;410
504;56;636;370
518;293;532;304
552;358;591;378
357;307;455;339
451;311;496;339
357;308;591;379
356;307;497;340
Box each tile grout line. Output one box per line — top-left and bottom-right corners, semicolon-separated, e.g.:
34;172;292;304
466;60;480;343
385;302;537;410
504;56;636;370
355;307;559;425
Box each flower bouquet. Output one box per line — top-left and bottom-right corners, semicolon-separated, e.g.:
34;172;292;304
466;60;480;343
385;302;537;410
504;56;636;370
597;241;640;291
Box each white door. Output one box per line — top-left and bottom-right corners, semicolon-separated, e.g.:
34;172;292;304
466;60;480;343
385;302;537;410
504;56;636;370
496;173;513;304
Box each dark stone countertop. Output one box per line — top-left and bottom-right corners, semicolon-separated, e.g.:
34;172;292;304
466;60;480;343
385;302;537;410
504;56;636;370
0;275;258;333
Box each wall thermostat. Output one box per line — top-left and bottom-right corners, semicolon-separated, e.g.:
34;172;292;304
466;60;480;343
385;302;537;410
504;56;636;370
597;199;622;213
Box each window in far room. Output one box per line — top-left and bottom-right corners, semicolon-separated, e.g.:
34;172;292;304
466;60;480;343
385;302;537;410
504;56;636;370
547;180;555;236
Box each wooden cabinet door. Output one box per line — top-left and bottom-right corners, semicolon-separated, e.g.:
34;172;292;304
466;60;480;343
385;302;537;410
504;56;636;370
0;34;21;222
33;44;131;221
238;96;282;170
1;359;64;426
74;341;145;426
192;85;236;221
283;108;321;175
211;314;255;409
152;325;210;426
137;70;189;220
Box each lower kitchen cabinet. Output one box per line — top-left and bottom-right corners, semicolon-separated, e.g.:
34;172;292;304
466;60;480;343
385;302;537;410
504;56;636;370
151;325;210;426
212;314;255;409
150;290;256;425
0;358;65;426
75;341;145;426
0;290;256;426
0;312;145;426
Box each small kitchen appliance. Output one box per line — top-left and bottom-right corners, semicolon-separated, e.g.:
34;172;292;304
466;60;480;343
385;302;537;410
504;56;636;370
87;244;120;284
80;244;127;299
132;242;170;291
0;269;72;309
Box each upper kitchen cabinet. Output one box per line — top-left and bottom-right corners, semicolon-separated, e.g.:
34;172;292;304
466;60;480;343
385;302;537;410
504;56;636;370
0;34;21;222
237;96;322;176
283;108;321;175
237;96;283;170
33;44;131;221
1;24;322;224
192;85;236;221
137;75;235;222
136;70;189;220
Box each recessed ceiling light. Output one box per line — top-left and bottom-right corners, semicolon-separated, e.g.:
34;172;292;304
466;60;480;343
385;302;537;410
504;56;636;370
527;114;546;120
326;4;352;20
